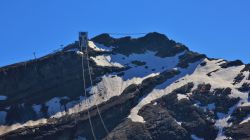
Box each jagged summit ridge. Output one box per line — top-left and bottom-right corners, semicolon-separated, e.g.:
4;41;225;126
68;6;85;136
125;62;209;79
91;32;189;57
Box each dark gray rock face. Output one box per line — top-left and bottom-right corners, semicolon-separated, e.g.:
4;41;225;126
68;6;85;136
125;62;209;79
104;120;152;140
177;52;206;68
105;105;190;140
91;32;188;57
0;65;181;140
139;105;190;140
0;52;83;124
0;51;123;125
151;84;218;140
220;60;244;68
105;83;220;140
225;122;250;140
0;52;82;104
112;81;248;140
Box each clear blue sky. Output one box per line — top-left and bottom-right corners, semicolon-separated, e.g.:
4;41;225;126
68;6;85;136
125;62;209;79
0;0;249;67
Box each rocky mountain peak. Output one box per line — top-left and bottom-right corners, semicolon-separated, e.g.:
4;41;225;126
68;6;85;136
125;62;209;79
92;32;188;57
139;32;169;41
0;32;249;140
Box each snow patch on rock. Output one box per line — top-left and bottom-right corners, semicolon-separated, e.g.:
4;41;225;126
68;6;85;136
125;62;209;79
91;55;124;68
76;51;84;56
240;115;250;124
111;51;184;80
48;72;159;119
46;97;66;116
0;95;7;101
128;58;247;125
240;102;250;107
0;119;47;135
191;134;204;140
88;41;112;52
177;94;189;101
128;60;202;122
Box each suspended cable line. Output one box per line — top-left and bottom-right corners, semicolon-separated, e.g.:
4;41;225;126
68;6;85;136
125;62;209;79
79;41;97;140
85;41;110;135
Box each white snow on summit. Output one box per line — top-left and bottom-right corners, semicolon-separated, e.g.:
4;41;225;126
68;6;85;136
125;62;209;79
88;41;113;52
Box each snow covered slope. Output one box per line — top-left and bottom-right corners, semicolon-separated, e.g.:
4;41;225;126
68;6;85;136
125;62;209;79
128;58;249;139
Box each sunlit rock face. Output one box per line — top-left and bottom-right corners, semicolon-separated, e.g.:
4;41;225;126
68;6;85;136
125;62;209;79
0;32;249;140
